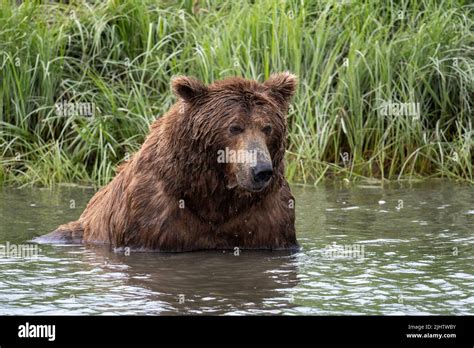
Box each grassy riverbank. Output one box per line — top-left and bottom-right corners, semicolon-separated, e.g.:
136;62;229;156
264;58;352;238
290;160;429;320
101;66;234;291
0;0;472;186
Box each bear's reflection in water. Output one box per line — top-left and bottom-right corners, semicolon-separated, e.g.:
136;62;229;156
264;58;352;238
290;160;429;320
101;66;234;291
86;245;300;314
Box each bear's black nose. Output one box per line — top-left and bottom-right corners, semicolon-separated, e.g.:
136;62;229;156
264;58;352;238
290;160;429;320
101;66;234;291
252;163;273;184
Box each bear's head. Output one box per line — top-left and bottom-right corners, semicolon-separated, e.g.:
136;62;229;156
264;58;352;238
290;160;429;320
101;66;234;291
171;72;297;193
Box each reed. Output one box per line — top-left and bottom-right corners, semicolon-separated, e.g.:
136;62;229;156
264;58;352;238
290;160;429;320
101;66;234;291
0;0;472;187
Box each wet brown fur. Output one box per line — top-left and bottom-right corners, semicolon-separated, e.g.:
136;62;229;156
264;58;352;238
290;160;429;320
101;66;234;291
39;73;298;252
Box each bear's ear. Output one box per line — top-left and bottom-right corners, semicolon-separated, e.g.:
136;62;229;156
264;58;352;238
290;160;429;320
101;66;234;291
171;76;208;103
263;72;297;104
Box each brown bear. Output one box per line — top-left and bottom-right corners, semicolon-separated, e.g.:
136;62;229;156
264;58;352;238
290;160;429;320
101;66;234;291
37;72;298;252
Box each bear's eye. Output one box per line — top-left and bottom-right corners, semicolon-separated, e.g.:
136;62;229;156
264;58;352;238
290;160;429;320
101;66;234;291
229;125;244;135
262;125;272;135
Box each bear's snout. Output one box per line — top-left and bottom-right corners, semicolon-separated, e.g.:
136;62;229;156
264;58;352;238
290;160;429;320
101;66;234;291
233;138;274;192
252;162;273;185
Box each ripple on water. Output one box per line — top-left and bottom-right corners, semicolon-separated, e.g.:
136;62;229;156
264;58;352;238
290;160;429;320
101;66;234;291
1;182;473;315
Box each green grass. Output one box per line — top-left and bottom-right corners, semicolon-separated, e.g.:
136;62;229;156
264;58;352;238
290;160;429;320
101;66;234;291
0;0;472;187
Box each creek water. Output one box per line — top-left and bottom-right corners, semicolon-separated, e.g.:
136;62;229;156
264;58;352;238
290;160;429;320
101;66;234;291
0;180;472;315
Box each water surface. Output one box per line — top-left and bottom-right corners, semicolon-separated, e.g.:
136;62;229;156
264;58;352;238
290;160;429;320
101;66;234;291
0;180;473;315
